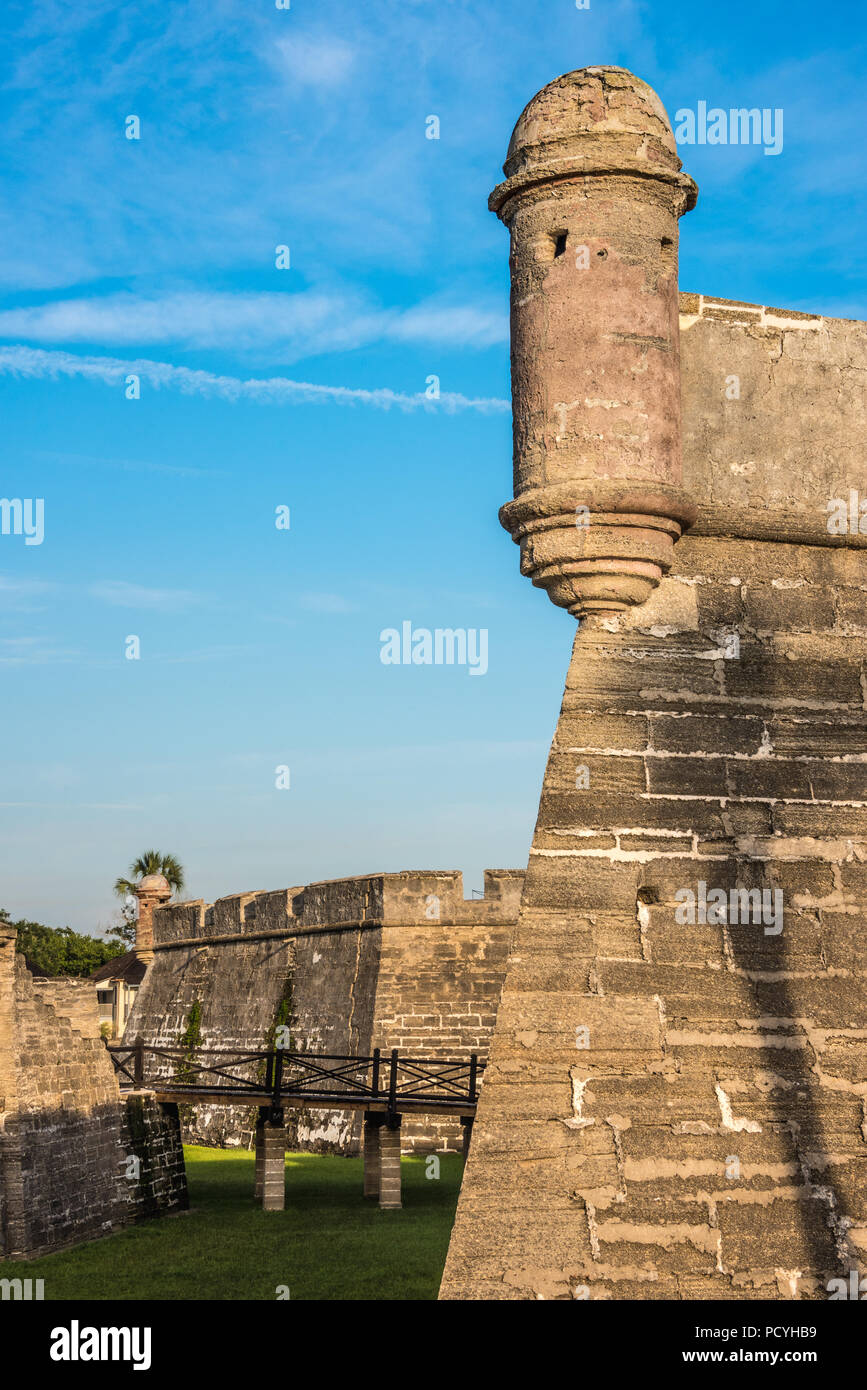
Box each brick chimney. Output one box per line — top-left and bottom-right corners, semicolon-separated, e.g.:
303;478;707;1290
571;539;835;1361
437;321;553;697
133;874;172;963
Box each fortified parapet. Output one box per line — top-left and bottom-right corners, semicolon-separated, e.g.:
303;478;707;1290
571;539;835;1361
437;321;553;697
124;870;523;1153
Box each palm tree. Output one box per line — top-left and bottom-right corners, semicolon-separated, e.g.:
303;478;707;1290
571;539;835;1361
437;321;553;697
114;849;185;900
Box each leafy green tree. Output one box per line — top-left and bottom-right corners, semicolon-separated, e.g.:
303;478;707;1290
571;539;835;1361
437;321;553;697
114;849;185;900
5;913;125;977
105;913;137;949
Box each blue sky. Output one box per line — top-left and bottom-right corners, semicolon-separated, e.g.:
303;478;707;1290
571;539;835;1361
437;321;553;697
1;0;865;933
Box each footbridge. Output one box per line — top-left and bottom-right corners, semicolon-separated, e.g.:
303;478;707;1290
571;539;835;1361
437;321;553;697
106;1040;482;1210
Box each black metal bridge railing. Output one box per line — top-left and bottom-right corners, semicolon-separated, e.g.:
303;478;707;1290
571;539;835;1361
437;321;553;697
105;1040;482;1114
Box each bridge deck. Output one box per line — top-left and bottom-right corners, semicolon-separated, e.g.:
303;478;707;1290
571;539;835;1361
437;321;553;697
122;1086;476;1116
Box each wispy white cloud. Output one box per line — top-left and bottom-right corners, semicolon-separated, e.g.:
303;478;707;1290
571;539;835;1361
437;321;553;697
269;35;356;89
0;575;56;597
0;574;57;613
0;345;510;413
386;302;507;348
0;635;80;665
0;801;141;810
33;449;224;479
0;289;507;360
298;592;359;615
0;1;640;291
89;580;202;609
153;644;264;665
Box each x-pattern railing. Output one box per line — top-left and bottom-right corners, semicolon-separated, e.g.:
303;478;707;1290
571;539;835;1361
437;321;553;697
386;1056;478;1101
106;1042;266;1090
106;1040;482;1111
278;1053;379;1098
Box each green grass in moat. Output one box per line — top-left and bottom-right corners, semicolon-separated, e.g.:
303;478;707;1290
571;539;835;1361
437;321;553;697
7;1147;463;1301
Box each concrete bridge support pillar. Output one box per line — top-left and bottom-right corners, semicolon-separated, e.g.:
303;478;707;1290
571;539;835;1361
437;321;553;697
378;1118;402;1210
363;1112;383;1199
254;1113;265;1203
255;1110;286;1211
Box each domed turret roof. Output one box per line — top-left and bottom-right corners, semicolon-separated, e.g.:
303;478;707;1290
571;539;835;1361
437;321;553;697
491;65;695;216
137;873;171;895
506;66;676;170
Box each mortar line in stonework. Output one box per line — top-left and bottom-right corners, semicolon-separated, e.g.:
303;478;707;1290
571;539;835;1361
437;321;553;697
579;706;867;722
573;695;862;712
562;746;867;762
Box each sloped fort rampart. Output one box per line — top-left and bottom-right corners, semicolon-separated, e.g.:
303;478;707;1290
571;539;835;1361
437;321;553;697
124;870;523;1153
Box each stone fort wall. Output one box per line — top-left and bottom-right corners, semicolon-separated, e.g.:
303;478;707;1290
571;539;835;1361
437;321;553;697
440;286;867;1299
124;869;522;1153
0;924;187;1260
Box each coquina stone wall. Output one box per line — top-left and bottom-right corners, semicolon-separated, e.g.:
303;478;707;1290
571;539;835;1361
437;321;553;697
124;870;522;1154
441;307;867;1297
440;65;867;1301
0;924;187;1260
370;872;519;1150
